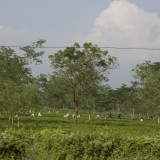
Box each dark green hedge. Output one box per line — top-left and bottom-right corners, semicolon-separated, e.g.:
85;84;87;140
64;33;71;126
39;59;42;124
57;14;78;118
0;128;160;160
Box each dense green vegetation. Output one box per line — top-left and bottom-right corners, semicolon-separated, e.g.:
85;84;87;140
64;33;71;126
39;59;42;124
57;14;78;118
1;40;160;159
0;110;160;159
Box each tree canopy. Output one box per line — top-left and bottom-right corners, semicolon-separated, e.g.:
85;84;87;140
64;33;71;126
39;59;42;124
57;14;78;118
49;42;118;124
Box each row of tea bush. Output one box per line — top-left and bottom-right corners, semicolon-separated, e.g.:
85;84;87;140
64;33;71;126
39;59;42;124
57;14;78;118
0;128;160;159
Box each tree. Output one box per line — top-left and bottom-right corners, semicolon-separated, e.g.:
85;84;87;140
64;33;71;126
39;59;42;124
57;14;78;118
42;74;71;112
0;40;46;126
132;61;160;122
49;42;117;124
0;81;21;123
0;47;30;85
114;84;140;114
20;39;46;65
0;47;31;121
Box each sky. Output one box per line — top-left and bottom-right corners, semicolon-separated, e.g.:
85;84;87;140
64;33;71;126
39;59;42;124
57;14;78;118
0;0;160;89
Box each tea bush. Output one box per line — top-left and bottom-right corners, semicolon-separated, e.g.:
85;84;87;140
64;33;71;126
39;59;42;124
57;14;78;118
1;128;160;159
0;128;33;159
0;111;160;159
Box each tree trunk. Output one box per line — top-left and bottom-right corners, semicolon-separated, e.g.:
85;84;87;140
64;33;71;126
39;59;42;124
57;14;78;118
89;109;91;121
11;112;14;124
18;116;20;127
118;106;120;114
74;103;78;124
9;114;11;122
53;106;55;112
93;109;95;117
74;90;78;124
133;109;135;117
87;99;91;121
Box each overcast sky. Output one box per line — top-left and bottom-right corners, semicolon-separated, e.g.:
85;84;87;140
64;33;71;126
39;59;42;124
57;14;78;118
1;0;160;88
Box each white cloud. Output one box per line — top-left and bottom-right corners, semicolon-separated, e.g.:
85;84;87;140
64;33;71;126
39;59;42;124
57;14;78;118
84;0;160;88
87;0;160;48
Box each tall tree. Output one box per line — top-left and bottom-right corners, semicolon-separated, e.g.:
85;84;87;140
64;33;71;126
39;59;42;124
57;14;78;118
132;61;160;122
0;40;46;125
49;42;117;124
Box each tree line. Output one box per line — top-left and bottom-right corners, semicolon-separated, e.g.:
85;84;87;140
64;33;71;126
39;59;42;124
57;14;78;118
0;40;160;124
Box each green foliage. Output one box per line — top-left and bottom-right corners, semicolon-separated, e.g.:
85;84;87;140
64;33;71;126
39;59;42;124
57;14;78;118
1;127;160;160
0;46;30;84
0;40;45;119
48;42;118;123
0;128;33;159
20;39;46;64
2;40;160;159
0;111;160;159
132;61;160;114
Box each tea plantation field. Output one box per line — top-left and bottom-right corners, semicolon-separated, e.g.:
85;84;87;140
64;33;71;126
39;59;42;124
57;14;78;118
0;110;160;160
